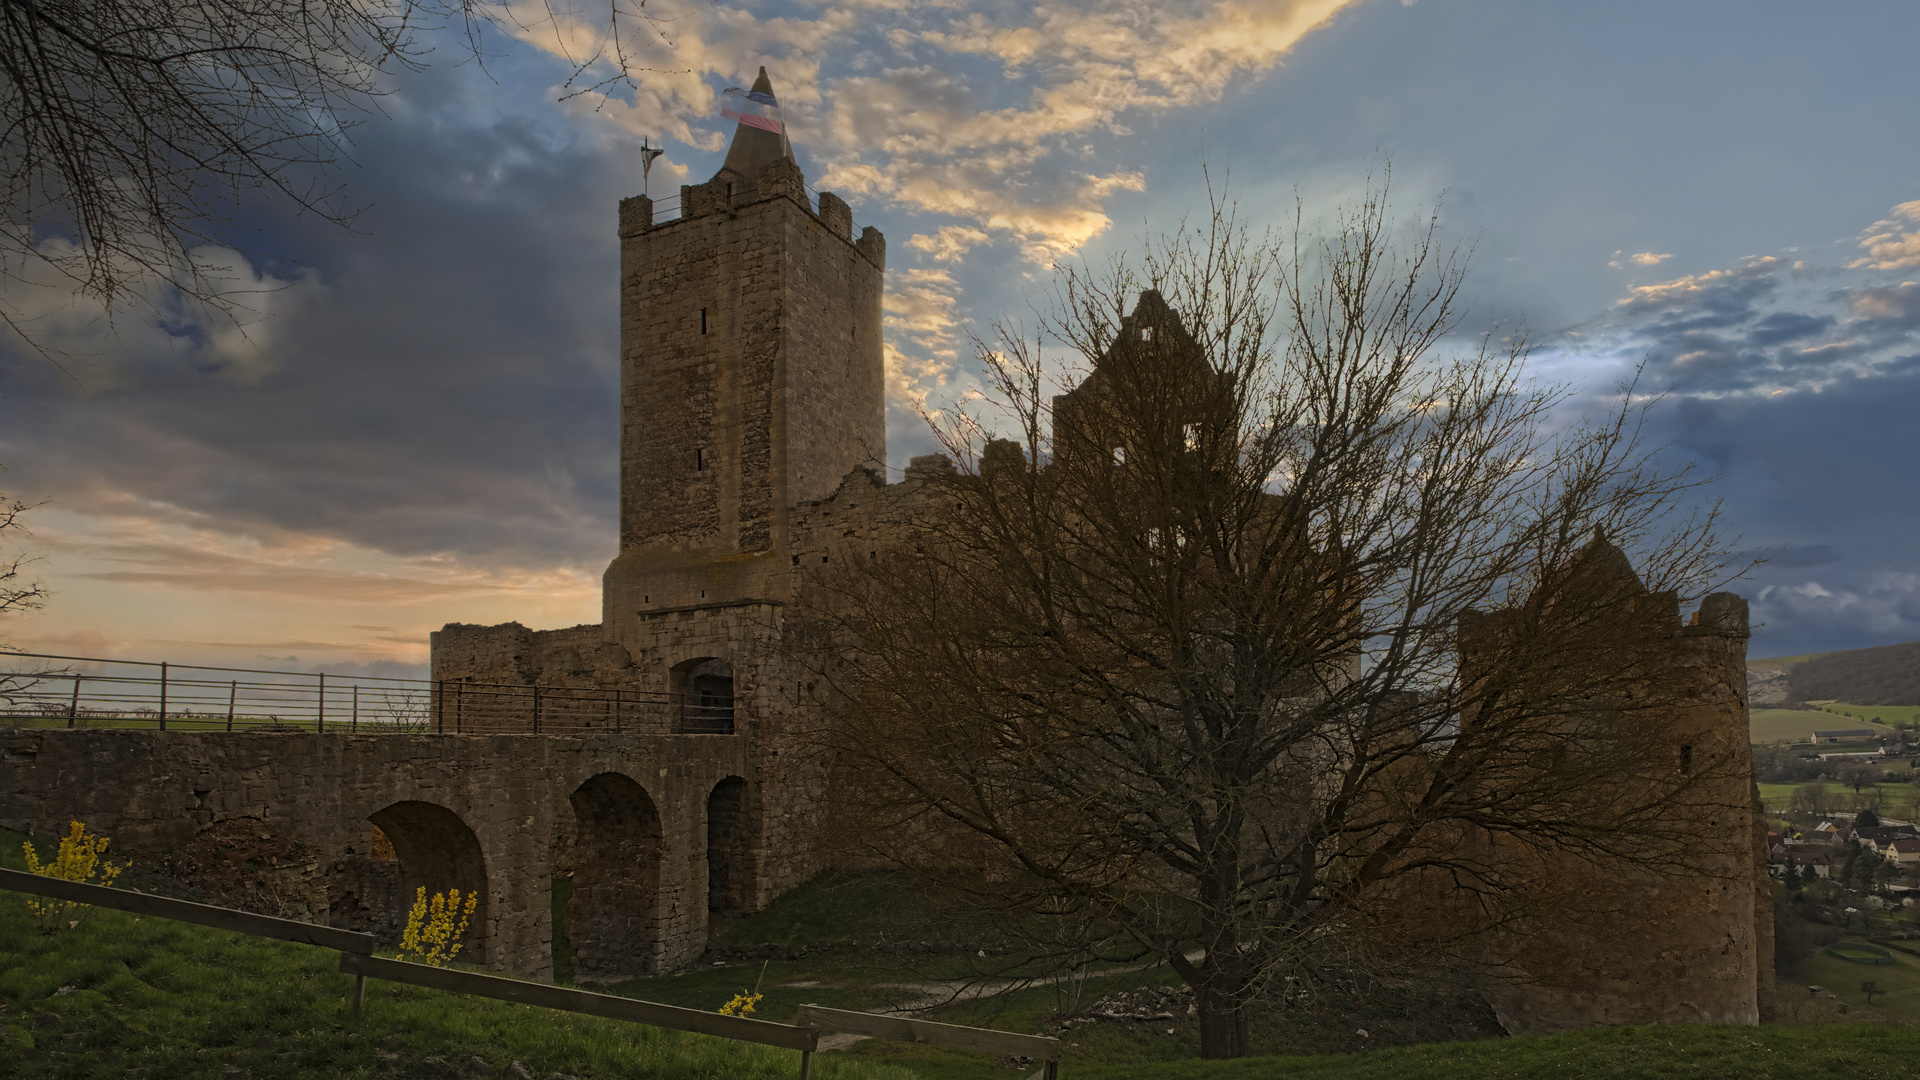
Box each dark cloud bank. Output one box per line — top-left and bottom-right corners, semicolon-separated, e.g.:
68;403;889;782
1550;246;1920;657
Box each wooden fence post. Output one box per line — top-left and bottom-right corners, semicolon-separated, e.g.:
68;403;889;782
352;685;359;733
227;680;237;732
68;673;80;728
317;673;326;733
158;662;168;731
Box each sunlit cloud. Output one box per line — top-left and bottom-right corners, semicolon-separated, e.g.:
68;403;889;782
908;225;992;261
493;0;1359;265
1850;199;1920;271
1609;250;1672;269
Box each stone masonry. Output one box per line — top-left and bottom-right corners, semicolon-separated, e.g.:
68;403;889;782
0;729;747;979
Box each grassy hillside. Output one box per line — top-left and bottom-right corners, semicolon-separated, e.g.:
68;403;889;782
0;828;908;1080
9;827;1920;1077
1788;641;1920;705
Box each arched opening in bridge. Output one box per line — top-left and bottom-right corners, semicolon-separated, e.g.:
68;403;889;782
670;657;734;734
568;772;663;979
367;800;489;964
707;776;748;916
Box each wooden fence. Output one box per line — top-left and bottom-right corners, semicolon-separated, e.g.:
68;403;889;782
0;868;1062;1078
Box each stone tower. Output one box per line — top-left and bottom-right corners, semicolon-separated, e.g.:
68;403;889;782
602;68;886;642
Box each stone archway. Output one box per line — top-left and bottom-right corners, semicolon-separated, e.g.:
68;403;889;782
367;800;490;964
706;776;748;916
568;772;663;979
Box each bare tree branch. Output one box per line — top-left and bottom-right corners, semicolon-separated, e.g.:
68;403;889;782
798;175;1753;1058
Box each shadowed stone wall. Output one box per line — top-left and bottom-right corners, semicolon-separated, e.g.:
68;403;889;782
0;730;748;979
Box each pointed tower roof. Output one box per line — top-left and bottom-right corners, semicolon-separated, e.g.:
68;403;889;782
717;67;796;181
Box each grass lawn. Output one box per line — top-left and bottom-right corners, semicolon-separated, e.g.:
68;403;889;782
1751;709;1899;744
0;828;912;1080
12;826;1920;1078
1789;940;1920;1022
1756;781;1915;813
1070;1026;1920;1079
1821;703;1920;728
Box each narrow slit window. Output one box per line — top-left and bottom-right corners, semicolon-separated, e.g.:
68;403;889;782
696;448;704;471
700;307;709;334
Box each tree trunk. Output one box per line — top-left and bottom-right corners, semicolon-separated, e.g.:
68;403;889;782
1196;980;1250;1058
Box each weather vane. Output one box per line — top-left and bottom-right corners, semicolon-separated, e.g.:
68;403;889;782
640;136;665;198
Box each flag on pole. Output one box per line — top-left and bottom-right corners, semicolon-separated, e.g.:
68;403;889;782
720;87;784;135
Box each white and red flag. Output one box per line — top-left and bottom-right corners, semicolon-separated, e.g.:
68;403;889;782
719;87;784;134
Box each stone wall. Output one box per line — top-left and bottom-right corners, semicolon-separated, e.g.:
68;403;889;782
0;729;750;980
1473;587;1772;1033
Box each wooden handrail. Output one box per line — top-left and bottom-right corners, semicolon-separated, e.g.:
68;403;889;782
0;866;375;954
339;953;819;1051
795;1003;1060;1059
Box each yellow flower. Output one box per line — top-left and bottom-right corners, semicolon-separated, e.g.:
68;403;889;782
399;886;478;967
21;821;125;932
718;990;764;1017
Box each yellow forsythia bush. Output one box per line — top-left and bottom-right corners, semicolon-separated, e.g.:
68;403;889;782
718;960;769;1016
22;820;125;932
400;886;477;967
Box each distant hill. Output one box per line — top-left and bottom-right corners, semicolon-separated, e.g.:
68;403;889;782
1786;640;1920;705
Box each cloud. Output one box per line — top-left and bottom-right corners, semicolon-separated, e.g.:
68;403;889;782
1555;232;1920;398
1850;199;1920;270
1754;575;1920;650
496;0;1360;265
1609;250;1672;269
1851;281;1920;325
908;225;992;261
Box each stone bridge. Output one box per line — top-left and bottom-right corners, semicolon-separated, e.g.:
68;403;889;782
0;729;759;980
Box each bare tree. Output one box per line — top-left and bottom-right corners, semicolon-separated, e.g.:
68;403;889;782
0;0;668;357
0;490;42;625
1839;762;1881;796
800;181;1749;1057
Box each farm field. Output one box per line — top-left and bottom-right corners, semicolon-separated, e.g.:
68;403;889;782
1750;701;1920;745
1750;708;1897;744
1789;941;1920;1023
1820;703;1920;727
1751;652;1834;670
1755;781;1916;813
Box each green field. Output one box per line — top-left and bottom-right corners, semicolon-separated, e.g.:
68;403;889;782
1820;703;1920;727
1751;652;1833;670
1750;709;1896;743
1756;781;1916;813
1789;941;1920;1022
12;827;1920;1078
1750;702;1920;745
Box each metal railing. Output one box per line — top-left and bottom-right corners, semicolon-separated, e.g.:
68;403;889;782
644;185;872;239
0;653;737;736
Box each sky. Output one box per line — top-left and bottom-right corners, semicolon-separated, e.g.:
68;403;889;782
1;0;1917;675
